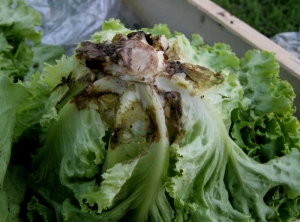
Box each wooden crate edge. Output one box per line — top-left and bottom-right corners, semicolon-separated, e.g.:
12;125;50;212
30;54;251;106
188;0;300;79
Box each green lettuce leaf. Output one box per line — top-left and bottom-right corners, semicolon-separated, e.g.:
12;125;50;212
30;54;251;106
2;165;27;222
91;19;132;43
0;74;31;221
9;19;300;222
25;44;65;80
230;50;300;162
32;77;174;221
13;71;51;143
162;80;300;221
27;196;60;222
0;0;41;43
0;0;42;80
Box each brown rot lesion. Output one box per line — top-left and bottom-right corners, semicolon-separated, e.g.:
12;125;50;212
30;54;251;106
53;72;75;91
75;40;125;70
165;61;186;75
165;60;224;90
109;126;123;150
165;91;183;142
75;31;169;79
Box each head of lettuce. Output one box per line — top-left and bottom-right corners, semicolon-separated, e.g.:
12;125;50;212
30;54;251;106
1;18;300;222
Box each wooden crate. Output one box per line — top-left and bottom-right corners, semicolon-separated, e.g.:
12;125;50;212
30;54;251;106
119;0;300;116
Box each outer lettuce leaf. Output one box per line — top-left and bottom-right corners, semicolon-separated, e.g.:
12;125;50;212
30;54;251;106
0;0;41;80
142;24;172;38
13;71;51;142
2;165;27;222
77;159;140;214
27;196;60;222
196;43;240;73
238;50;295;116
32;103;107;203
0;75;31;187
0;36;34;80
230;50;300;162
0;0;41;43
91;19;132;43
32;76;174;221
0;0;65;142
25;99;107;221
190;34;204;48
0;33;13;52
39;56;91;130
204;73;250;131
162;78;300;221
0;74;31;221
13;54;90;142
0;0;64;82
25;44;65;80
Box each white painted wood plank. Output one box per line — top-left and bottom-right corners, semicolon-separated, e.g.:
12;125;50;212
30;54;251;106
189;0;300;79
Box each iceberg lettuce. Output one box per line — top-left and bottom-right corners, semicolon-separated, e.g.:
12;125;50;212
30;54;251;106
1;17;300;221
